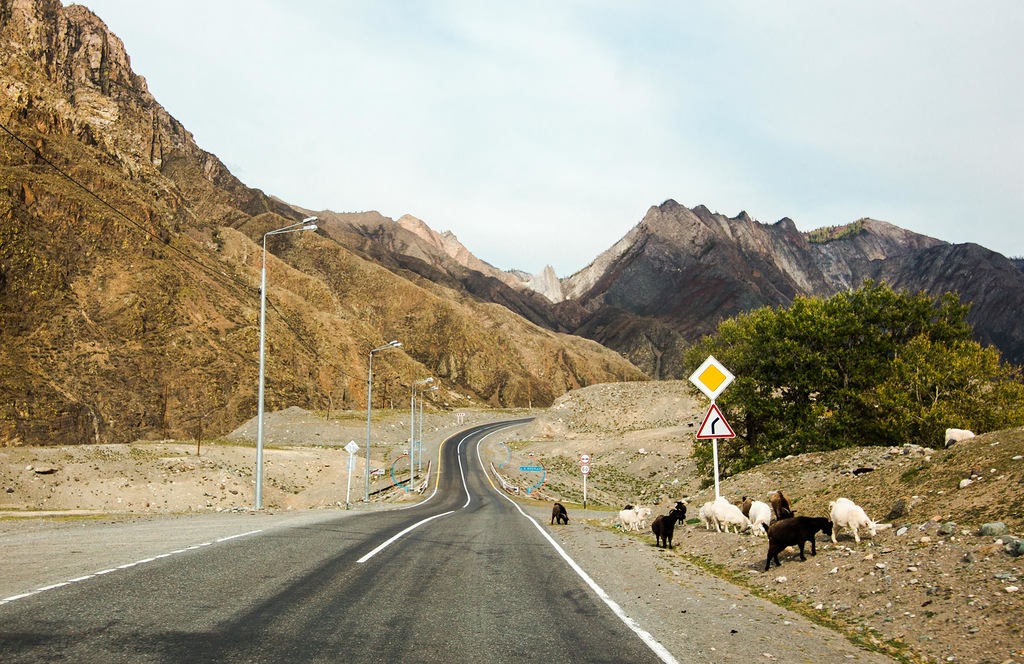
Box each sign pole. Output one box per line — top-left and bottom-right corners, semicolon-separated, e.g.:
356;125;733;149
344;440;359;510
712;437;720;500
580;453;591;510
346;454;353;510
690;356;736;500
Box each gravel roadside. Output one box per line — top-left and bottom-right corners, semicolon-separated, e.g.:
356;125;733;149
528;505;896;664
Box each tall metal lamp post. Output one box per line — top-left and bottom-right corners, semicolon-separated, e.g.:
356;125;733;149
255;217;318;510
410;377;433;488
365;340;401;501
418;384;437;472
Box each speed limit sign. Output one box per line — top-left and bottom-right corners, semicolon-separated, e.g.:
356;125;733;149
581;464;590;475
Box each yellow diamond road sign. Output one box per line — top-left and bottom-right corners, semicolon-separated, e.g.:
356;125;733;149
689;355;735;401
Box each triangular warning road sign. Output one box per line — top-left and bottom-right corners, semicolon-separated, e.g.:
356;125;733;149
696;403;736;439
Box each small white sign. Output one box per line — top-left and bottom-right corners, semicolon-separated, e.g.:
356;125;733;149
581;464;590;475
344;440;359;455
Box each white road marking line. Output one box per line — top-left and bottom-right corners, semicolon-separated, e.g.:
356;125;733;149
356;511;455;564
0;528;264;606
477;435;679;664
359;422;525;560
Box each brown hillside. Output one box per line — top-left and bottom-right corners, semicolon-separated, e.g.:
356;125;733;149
0;0;644;446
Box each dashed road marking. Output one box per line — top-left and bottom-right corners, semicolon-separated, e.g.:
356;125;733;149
0;529;264;606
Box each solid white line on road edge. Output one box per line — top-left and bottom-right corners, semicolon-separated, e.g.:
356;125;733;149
508;496;679;664
0;528;265;606
475;439;679;664
356;511;455;564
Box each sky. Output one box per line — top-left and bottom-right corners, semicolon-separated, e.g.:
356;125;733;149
76;1;1024;276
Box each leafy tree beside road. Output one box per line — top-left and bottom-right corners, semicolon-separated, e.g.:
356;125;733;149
685;281;1024;479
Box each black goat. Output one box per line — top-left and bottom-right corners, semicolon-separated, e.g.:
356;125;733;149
764;516;833;571
651;507;685;548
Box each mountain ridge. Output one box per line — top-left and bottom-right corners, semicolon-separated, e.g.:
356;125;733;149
0;0;645;446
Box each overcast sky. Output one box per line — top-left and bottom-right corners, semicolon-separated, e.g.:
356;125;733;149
77;1;1024;276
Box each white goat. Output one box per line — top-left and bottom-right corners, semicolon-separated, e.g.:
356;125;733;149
634;506;652;531
698;502;716;530
829;497;877;543
747;500;772;536
712;496;750;533
619;508;641;532
944;428;975;447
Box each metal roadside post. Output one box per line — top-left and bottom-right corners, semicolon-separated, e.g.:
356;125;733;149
344;440;359;509
580;454;590;509
689;355;736;500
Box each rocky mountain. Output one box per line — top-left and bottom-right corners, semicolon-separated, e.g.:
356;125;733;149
0;0;644;446
559;201;1024;375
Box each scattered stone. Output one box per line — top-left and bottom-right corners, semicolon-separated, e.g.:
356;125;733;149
938;522;957;536
978;522;1008;537
959;479;973;489
33;466;58;475
1006;586;1019;593
897;526;909;536
886;498;908;521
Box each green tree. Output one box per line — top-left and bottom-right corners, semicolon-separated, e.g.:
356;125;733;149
872;336;1024;446
684;281;1021;479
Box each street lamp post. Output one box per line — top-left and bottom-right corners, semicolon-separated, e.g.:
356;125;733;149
255;217;318;510
410;377;433;489
365;340;401;502
418;384;437;472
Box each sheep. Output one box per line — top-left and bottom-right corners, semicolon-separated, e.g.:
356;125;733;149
651;507;686;548
768;490;795;520
551;502;569;525
712;496;750;533
944;428;975;447
698;502;716;530
747;500;772;536
828;497;877;543
764;516;833;571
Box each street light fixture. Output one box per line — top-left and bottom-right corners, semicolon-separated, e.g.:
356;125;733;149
410;377;433;490
365;340;401;501
255;217;318;510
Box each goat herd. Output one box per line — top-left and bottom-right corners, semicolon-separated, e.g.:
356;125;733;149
552;491;883;572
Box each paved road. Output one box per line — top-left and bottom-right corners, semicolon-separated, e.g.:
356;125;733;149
0;420;672;663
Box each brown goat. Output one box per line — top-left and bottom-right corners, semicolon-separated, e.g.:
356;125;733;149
769;490;794;520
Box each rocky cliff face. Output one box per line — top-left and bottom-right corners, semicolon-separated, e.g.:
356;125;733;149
562;200;1024;375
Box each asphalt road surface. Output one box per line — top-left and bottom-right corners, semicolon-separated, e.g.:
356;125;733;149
0;420;674;663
